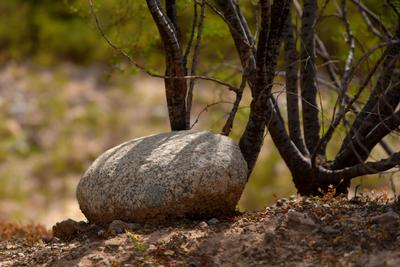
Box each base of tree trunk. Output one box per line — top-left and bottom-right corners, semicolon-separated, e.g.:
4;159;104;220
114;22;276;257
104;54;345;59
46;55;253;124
293;175;351;196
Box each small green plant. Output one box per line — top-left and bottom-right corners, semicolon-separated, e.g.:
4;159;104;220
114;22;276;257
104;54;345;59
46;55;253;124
126;230;147;251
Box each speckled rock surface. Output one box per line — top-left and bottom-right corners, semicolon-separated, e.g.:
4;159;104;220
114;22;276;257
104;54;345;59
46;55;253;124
76;130;247;225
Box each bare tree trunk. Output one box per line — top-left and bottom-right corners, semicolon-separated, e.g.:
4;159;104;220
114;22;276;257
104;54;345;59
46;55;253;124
239;0;291;174
146;0;188;130
284;10;308;155
300;0;320;155
140;0;400;197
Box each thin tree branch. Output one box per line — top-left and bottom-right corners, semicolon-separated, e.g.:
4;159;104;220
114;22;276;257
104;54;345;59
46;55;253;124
186;0;205;128
334;109;400;169
354;3;384;40
190;101;234;129
336;39;400;164
338;0;356;115
221;74;246;136
213;0;257;88
313;50;389;162
147;0;188;130
184;1;199;61
300;0;321;154
165;0;180;40
350;0;392;39
284;9;308;155
255;0;271;98
89;0;241;92
321;152;400;181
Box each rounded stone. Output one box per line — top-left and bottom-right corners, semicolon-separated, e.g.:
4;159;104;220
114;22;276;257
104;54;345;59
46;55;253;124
76;130;247;225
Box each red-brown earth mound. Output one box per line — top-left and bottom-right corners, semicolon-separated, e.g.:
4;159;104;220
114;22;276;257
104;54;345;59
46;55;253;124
2;193;400;266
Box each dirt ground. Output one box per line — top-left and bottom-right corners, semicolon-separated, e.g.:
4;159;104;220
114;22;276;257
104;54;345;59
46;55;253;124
2;193;400;267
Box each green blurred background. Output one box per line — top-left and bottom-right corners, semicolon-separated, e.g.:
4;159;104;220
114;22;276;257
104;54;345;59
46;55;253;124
0;0;399;226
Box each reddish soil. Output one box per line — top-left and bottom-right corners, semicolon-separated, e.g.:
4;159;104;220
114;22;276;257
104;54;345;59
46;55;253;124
2;194;400;266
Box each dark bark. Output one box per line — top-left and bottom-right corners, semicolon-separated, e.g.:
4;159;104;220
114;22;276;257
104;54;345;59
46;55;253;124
146;0;188;130
165;0;180;41
239;0;291;174
143;0;400;197
338;0;355;116
333;109;400;169
213;0;257;88
333;29;400;169
254;0;271;98
186;1;205;129
222;75;246;136
350;0;393;39
337;25;400;157
314;51;390;162
284;10;308;155
322;152;400;182
300;0;320;154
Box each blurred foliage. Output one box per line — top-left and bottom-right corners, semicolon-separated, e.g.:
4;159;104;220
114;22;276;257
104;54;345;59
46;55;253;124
0;0;397;74
0;0;399;223
0;0;102;64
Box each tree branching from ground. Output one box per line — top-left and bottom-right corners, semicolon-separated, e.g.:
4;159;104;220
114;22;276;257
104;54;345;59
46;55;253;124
92;0;400;196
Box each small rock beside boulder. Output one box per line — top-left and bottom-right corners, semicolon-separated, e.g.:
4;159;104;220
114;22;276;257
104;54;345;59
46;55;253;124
77;130;248;225
108;220;141;235
52;219;91;240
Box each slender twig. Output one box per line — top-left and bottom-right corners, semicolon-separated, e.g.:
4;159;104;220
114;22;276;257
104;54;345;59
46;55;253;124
186;0;206;127
350;0;392;39
316;0;356;163
284;10;308;155
321;152;400;181
221;74;246;136
88;0;241;92
316;0;331;24
386;0;400;18
312;50;388;165
357;5;384;40
300;0;321;154
200;0;254;51
184;1;199;61
338;0;356;114
190;101;234;129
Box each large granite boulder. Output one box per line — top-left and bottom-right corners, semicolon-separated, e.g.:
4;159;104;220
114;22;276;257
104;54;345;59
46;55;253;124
77;130;247;225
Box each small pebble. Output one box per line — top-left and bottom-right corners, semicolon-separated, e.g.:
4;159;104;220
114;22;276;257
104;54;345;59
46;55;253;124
97;229;106;237
321;226;341;235
105;239;120;248
199;221;208;229
264;231;275;243
148;244;157;251
321;214;333;222
333;222;342;229
207;218;219;225
89;254;103;261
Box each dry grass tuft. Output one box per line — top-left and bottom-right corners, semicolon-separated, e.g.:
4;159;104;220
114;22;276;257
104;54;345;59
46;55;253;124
0;222;52;244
